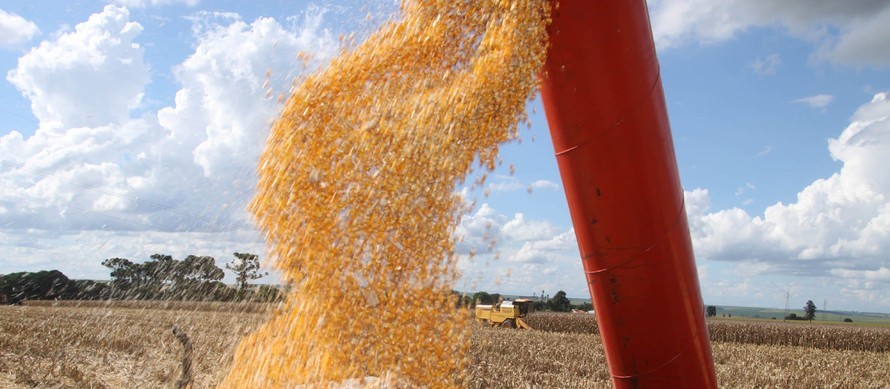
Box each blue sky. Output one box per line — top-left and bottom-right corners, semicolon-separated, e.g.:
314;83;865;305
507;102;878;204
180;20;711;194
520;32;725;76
1;0;888;313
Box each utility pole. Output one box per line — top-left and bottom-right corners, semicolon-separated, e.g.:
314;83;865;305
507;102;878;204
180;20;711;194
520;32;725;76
784;290;791;321
823;298;828;321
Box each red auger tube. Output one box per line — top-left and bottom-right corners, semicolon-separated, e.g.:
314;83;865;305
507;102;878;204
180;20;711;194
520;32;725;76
539;1;718;387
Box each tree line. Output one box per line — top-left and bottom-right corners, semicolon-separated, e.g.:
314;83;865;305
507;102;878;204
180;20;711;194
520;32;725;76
0;252;280;305
469;290;592;312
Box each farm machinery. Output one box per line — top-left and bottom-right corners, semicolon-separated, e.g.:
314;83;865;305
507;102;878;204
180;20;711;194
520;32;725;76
474;299;534;329
539;0;717;387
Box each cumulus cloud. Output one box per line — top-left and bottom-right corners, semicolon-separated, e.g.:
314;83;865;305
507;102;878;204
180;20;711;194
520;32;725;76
647;0;890;67
686;92;890;303
162;10;336;177
510;230;576;264
455;203;584;295
792;94;835;110
0;3;339;270
7;6;148;129
0;9;39;49
502;213;560;242
831;267;890;306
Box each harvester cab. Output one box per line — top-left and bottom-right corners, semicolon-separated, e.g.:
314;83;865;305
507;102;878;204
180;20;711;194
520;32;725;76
474;298;533;329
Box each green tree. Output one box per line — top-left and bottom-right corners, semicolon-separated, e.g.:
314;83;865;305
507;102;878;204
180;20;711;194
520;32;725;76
71;280;109;300
103;254;225;300
472;291;493;306
548;290;572;312
804;300;817;321
706;305;717;317
101;257;138;297
253;284;283;303
0;270;75;304
179;255;225;282
226;252;267;290
451;290;472;308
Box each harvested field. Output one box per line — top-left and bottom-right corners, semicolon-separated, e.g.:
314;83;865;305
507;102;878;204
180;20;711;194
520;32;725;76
707;320;890;352
527;312;890;352
1;304;888;388
21;300;274;314
525;312;599;334
0;304;267;388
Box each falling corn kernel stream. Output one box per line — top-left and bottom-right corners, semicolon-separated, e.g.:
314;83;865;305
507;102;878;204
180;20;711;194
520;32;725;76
220;2;549;387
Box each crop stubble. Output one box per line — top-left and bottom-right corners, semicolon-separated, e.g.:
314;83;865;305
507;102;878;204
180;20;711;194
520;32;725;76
1;305;888;388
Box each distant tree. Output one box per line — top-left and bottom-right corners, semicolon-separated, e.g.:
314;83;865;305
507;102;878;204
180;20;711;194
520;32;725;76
0;270;74;304
706;305;718;317
451;290;472;308
179;255;225;282
226;253;267;290
253;284;283;303
548;290;572;312
101;257;138;297
843;318;853;323
804;300;817;321
472;291;493;306
102;254;225;300
72;280;110;300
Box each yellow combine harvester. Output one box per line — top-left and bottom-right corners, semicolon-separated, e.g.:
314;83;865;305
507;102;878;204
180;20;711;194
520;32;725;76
474;299;533;329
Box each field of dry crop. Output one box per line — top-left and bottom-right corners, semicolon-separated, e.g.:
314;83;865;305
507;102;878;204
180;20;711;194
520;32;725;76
1;304;888;388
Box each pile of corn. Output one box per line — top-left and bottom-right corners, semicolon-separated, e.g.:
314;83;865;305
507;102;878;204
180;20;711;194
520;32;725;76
220;1;549;387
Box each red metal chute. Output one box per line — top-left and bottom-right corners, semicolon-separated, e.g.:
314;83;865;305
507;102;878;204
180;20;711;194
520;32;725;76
539;1;717;387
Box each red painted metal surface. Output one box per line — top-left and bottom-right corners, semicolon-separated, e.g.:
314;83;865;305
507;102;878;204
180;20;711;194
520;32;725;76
539;1;717;387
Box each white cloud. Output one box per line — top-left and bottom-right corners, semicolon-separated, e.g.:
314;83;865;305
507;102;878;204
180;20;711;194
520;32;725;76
0;6;339;273
750;53;782;75
792;94;835;110
111;0;200;8
831;267;890;306
529;179;559;190
7;5;148;129
456;205;568;255
708;278;751;298
647;0;890;67
734;182;756;197
486;176;559;193
162;11;336;177
831;267;890;283
455;203;583;296
685;92;890;286
0;9;39;49
502;213;560;242
509;230;576;264
755;144;774;157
